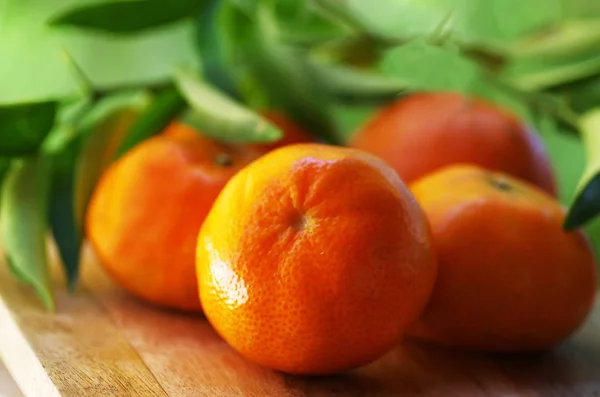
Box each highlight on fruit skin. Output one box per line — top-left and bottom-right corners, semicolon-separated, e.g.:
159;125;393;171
196;143;437;375
406;164;597;353
349;91;557;197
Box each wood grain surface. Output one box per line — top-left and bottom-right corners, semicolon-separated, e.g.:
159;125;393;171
1;242;600;396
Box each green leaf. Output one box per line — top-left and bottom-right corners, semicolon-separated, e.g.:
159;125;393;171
556;75;600;114
48;0;205;34
564;0;600;19
0;0;83;103
49;139;81;292
272;0;349;46
312;0;562;47
0;159;9;184
74;91;150;231
242;2;342;144
174;68;282;143
57;20;200;91
378;39;481;93
309;61;409;104
504;49;600;91
196;0;242;99
1;157;54;310
114;86;186;158
42;95;93;154
565;109;600;229
0;102;58;156
509;19;600;63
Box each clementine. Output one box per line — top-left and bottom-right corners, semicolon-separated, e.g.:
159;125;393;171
349;92;557;196
406;164;597;352
196;143;437;375
86;122;264;311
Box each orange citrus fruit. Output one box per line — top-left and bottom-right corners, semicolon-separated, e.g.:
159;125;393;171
196;143;437;375
349;92;557;196
86;122;264;311
406;164;597;352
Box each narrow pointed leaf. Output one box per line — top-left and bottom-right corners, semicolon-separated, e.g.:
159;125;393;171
244;2;341;144
1;157;54;310
309;62;409;103
74;92;149;232
196;0;242;98
48;0;205;34
174;68;282;143
0;102;57;156
114;87;186;159
49;140;82;292
565;109;600;229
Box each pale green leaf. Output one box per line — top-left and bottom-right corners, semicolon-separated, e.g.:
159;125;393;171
174;68;282;143
1;157;54;310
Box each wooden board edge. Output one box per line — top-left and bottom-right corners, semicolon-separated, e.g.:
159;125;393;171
0;296;60;397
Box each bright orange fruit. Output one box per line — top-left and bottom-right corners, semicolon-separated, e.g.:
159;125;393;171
406;164;597;352
349;92;557;196
86;122;264;311
196;143;437;375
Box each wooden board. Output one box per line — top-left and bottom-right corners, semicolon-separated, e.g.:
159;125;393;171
1;243;600;396
0;360;22;397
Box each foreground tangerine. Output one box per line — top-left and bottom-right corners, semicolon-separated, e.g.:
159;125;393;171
196;143;437;375
406;164;597;352
349;92;557;196
86;122;264;311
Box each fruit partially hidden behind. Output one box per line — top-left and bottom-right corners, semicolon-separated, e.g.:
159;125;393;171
170;110;313;151
86;122;265;311
196;143;437;375
251;110;314;152
406;164;597;352
349;92;557;196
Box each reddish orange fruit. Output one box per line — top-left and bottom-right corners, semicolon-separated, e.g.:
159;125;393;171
349;92;557;196
196;143;437;375
86;122;264;311
406;164;597;352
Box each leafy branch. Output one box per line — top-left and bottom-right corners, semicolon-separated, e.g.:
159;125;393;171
3;0;600;308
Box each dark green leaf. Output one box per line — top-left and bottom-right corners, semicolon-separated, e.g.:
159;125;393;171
565;109;600;229
0;159;9;185
0;102;57;156
556;75;600;114
1;157;54;310
242;2;342;144
74;91;150;231
174;68;282;143
115;87;186;158
49;139;81;292
195;0;244;99
49;0;205;34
